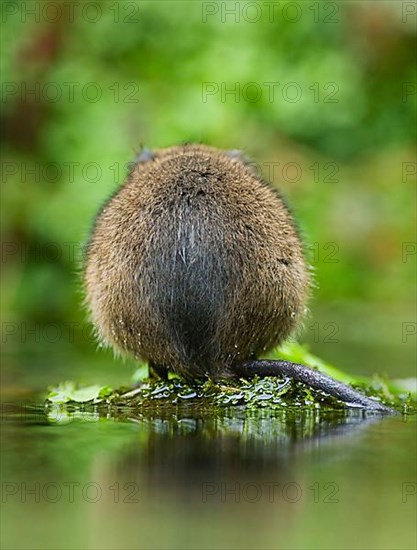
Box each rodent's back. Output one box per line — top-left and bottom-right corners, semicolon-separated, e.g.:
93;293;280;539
85;144;309;379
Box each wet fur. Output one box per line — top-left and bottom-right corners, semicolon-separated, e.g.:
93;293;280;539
85;145;309;380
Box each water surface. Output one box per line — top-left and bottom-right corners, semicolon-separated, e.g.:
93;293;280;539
1;402;415;550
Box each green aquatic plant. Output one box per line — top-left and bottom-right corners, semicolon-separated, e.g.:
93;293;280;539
45;343;416;415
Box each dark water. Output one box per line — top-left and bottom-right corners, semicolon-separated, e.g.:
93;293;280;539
1;402;416;550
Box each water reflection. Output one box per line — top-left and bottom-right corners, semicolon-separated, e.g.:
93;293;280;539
1;402;415;550
2;401;390;481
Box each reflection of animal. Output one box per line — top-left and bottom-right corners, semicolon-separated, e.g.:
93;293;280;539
85;144;393;413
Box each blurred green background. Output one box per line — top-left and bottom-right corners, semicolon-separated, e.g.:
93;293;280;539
1;0;416;393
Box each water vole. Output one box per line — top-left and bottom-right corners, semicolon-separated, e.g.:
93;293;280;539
84;144;392;412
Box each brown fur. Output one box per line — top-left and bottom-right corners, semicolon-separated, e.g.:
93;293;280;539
84;144;310;380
